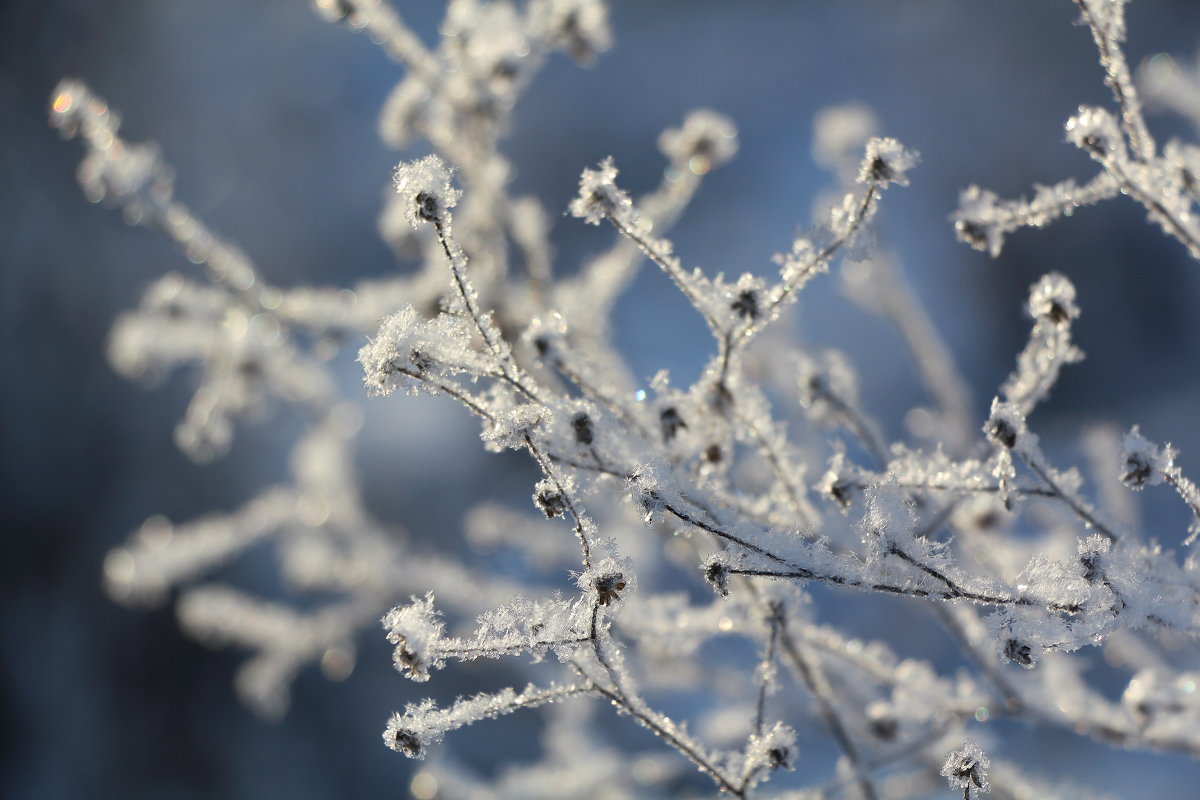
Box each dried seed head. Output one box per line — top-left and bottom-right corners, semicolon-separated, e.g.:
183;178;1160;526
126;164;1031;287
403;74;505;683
731;289;759;320
1028;272;1079;326
393;155;460;228
940;740;990;794
571;412;594;445
1119;427;1166;489
383;714;424;758
703;557;730;597
857;137;918;187
534;478;566;519
594;572;627;605
659;407;687;442
1003;638;1035;668
985;401;1024;450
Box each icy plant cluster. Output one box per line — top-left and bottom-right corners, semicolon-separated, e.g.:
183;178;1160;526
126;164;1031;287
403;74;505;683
953;0;1200;260
52;0;1200;798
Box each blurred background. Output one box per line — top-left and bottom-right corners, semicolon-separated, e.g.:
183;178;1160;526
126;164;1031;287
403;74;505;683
3;1;1200;797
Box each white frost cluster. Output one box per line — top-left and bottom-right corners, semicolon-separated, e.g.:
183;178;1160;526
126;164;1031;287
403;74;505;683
858;136;918;187
568;156;633;226
393;154;461;227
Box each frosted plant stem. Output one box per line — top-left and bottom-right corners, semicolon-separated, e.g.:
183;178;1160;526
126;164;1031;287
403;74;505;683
572;636;745;798
591;680;745;797
839;477;1056;498
739;412;814;528
525;433;595;570
586;603;625;699
547;354;651;441
746;183;881;348
1163;471;1200;545
752;601;783;738
727;566;1078;611
1072;0;1155;160
657;498;798;568
806;377;889;468
778;613;879;800
1018;449;1120;542
603;212;721;333
393;366;496;421
316;0;440;80
432;636;592;660
1091;154;1200;260
431;219;515;373
931;604;1024;713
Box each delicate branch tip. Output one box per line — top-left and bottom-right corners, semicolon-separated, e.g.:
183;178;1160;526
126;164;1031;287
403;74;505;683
394;154;460;228
568;156;632;225
858;137;918;187
941;739;991;796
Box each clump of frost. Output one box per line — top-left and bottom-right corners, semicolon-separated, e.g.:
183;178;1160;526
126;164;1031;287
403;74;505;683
941;739;991;796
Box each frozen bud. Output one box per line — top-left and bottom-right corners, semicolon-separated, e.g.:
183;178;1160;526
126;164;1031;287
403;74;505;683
724;272;764;323
858;137;918;187
1066;106;1122;158
359;306;485;397
1028;272;1079;325
954;185;1005;257
626;459;671;524
827;477;854;511
659;406;687;442
748;722;797;772
702;555;731;597
593;572;627;605
383;714;424;758
579;557;635;607
382;593;445;682
1123;670;1200;722
985;399;1025;450
568;157;633;225
530;0;612;64
1003;637;1036;668
393;155;460;228
730;288;759;320
522;313;568;362
571;411;594;445
533;478;566;519
867;701;898;740
1119;426;1166;489
658;109;739;174
952;495;1009;535
940;740;990;795
817;453;856;512
408;349;434;375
